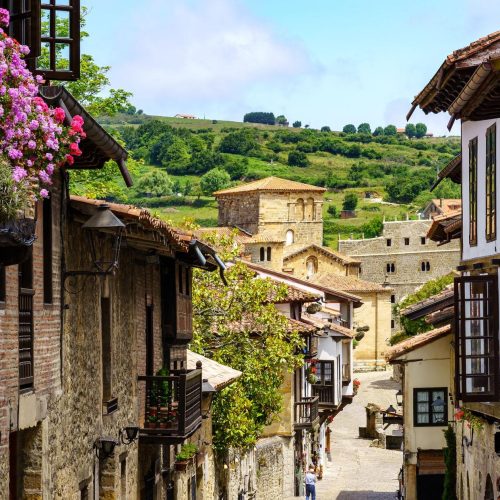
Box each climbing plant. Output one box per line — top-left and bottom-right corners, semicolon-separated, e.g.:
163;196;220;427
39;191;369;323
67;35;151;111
442;425;457;500
191;231;304;453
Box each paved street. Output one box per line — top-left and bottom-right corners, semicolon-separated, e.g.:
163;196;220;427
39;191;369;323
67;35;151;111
288;369;402;500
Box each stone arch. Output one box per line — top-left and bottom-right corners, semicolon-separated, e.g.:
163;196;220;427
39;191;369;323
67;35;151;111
295;198;305;221
485;474;494;500
306;256;318;278
306;197;315;220
286;230;294;246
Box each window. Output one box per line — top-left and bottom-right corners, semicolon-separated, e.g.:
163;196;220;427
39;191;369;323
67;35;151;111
266;247;271;261
285;230;294;246
101;296;113;406
43;197;52;304
421;236;426;245
421;261;431;272
306;256;318;278
386;238;392;247
386;263;395;274
413;388;447;426
315;361;334;385
259;247;265;261
486;124;496;241
391;320;395;329
295;198;305;221
306;197;315;220
455;275;499;402
0;264;5;302
391;295;395;304
469;137;478;246
404;237;410;246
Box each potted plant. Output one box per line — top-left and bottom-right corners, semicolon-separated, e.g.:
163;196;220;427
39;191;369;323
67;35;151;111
175;443;199;471
306;363;318;384
353;379;361;395
144;415;158;429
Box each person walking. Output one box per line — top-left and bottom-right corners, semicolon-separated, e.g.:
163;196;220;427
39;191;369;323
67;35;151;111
305;466;317;500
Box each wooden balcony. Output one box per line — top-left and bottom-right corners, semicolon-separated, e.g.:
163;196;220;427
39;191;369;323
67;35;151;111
294;396;319;429
312;384;337;408
138;369;202;444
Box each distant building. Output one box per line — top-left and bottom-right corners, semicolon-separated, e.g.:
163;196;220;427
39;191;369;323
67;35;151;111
422;198;461;219
174;113;197;119
338;219;460;333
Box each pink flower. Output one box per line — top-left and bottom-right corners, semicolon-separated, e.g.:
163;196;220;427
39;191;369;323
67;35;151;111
0;8;10;28
69;143;82;156
53;107;65;123
40;189;49;199
65;154;75;166
39;170;51;184
12;166;27;182
27;140;36;149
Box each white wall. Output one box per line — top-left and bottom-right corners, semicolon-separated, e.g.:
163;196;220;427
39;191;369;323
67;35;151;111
462;119;500;261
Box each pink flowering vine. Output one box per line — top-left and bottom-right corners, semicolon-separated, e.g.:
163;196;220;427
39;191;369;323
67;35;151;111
0;8;84;199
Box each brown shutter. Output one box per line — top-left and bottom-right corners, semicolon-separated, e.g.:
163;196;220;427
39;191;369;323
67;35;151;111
176;265;193;340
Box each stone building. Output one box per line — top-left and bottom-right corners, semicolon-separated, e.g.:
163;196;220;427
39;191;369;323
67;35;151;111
422;198;461;219
338;219;460;333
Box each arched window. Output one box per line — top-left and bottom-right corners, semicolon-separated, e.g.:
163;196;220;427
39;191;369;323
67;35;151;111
266;247;271;261
485;474;494;500
306;197;315;220
295;198;305;221
467;473;470;500
259;247;265;261
286;230;294;246
306;256;318;278
420;261;431;272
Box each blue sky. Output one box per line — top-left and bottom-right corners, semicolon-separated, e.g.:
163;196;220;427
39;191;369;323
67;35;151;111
83;0;500;135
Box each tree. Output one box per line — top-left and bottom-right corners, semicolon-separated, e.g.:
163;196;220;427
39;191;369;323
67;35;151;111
191;236;303;452
321;126;331;133
304;124;310;129
287;150;309;168
276;115;288;125
405;123;416;139
160;137;190;171
384;125;397;136
357;123;371;134
342;193;358;211
243;112;276;125
292;121;302;128
415;123;428;138
189;150;225;175
225;157;249;180
343;124;356;134
327;205;338;218
200;168;231;195
135;170;172;197
218;130;258;155
373;126;384;136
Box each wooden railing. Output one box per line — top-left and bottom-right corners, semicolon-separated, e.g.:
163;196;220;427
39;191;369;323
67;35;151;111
294;396;319;429
19;288;34;390
312;384;336;406
138;368;202;443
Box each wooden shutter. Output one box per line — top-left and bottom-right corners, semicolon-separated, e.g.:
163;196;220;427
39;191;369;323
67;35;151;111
19;287;34;389
176;264;193;340
455;275;499;402
0;0;41;58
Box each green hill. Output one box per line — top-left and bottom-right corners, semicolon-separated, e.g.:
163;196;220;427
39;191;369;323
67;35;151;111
71;113;461;249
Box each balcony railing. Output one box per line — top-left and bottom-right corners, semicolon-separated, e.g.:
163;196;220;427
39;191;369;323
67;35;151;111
294;396;319;429
138;368;202;444
312;384;336;407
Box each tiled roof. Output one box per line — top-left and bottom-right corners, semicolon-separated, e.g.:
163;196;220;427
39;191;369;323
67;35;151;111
224;315;318;335
213;176;326;195
447;30;500;63
425;306;454;326
266;283;320;304
429;199;462;215
432;155;462;189
302;314;355;338
400;286;454;319
385;324;452;361
283;244;360;265
310;273;392;293
194;226;254;244
186;351;242;391
427;210;462;243
70;196;193;252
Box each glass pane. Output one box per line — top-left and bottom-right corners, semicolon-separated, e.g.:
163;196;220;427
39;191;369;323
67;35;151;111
417;413;429;424
55;10;70;38
417;402;429;413
432;412;445;424
41;9;50;38
55;0;71;4
37;42;51;70
416;391;429;402
55;43;70;71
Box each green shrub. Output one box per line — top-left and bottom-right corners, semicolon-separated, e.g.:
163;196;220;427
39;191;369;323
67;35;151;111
287;150;309;167
175;443;199;461
135;170;173;197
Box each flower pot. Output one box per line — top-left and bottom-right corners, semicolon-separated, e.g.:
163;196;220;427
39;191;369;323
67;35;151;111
144;421;155;429
175;461;189;472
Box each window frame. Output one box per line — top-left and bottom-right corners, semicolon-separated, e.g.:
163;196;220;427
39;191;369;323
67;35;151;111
469;137;478;246
404;237;410;246
486;124;496;241
454;275;499;402
386;238;392;247
314;360;334;386
421;236;426;245
413;387;448;427
386;263;395;274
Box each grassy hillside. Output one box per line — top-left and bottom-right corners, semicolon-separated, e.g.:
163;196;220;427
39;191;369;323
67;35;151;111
71;113;461;249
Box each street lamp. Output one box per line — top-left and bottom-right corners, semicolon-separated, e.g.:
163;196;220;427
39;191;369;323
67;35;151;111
201;378;217;419
385;404;397;414
396;389;403;407
65;204;125;280
94;436;118;460
120;426;139;445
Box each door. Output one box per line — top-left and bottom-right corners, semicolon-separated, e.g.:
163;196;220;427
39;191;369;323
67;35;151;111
416;474;444;500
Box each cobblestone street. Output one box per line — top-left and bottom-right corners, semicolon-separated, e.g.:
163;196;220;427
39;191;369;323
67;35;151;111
288;369;402;500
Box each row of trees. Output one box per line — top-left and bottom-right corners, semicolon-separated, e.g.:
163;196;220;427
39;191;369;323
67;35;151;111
342;123;428;138
243;112;289;126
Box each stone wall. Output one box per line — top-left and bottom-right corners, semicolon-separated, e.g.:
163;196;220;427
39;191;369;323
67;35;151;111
217;193;260;234
282;247;349;278
339;220;460;332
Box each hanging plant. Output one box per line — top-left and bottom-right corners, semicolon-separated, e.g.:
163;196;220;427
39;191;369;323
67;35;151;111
306;363;318;384
0;8;84;223
454;407;484;431
306;302;321;314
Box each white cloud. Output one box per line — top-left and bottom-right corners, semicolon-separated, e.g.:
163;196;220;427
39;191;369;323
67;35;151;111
111;0;313;110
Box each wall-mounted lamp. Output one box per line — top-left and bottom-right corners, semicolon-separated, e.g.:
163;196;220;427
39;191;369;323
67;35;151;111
201;378;217;419
93;436;118;460
396;389;403;407
120;426;139;445
65;204;125;280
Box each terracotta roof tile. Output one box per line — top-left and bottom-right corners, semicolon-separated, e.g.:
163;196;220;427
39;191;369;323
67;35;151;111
429;199;462;215
283;244;360;265
302;314;355;338
400;286;454;318
223;315;318;335
266;283;320;304
386;324;452;361
425;306;455;326
186;351;242;391
310;273;392;293
213;176;326;196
